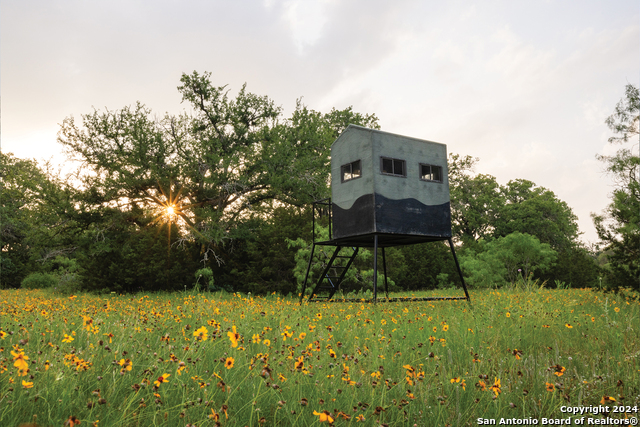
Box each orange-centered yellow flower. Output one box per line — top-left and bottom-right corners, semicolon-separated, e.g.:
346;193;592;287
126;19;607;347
11;350;29;375
225;357;235;369
193;326;208;341
154;373;170;387
490;377;502;396
118;358;132;373
227;326;239;348
313;410;335;423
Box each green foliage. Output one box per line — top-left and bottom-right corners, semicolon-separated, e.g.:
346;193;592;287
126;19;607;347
52;72;379;294
541;245;601;288
459;241;506;288
495;179;579;252
20;272;58;289
76;220;200;293
0;153;77;288
391;242;462;290
592;84;639;290
460;232;557;288
448;153;599;288
58;72;379;251
448;154;503;242
193;267;214;292
204;206;311;295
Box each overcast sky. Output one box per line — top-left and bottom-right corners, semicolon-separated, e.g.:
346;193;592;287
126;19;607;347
2;0;638;244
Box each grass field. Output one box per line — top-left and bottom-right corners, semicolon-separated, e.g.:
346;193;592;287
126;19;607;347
1;288;639;426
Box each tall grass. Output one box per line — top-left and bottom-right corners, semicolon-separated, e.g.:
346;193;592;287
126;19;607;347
0;288;638;426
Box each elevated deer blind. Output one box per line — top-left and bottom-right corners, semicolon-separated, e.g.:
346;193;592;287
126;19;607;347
300;125;469;303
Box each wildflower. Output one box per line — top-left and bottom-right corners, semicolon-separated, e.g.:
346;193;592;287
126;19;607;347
551;364;566;376
63;334;74;343
614;307;620;313
490;377;501;396
546;382;555;392
225;357;234;369
506;312;511;318
263;339;271;346
22;380;34;389
336;411;351;420
460;379;467;390
295;356;304;370
512;349;523;360
193;326;208;341
279;373;287;382
313;410;335;423
355;414;365;422
154;373;170;387
11;350;29;375
209;408;220;421
65;416;80;427
450;377;460;384
118;358;132;373
103;332;114;343
227;326;240;348
442;324;449;331
252;334;261;344
565;323;573;329
299;332;306;340
44;360;51;371
0;330;6;339
601;395;616;404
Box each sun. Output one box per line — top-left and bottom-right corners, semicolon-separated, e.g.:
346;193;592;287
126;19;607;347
166;205;175;216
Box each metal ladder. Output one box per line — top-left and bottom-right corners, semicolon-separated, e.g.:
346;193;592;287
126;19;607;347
305;246;359;302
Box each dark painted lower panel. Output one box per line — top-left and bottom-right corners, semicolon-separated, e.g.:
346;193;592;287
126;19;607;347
332;194;375;239
332;193;451;240
375;194;451;238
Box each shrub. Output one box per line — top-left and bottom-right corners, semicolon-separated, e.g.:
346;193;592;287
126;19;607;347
21;272;58;289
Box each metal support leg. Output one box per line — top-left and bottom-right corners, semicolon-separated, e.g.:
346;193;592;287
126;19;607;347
382;247;389;299
373;235;378;303
300;243;316;304
447;238;470;301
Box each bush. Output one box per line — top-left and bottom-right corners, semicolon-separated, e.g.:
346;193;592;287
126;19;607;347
21;272;58;289
460;232;557;288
